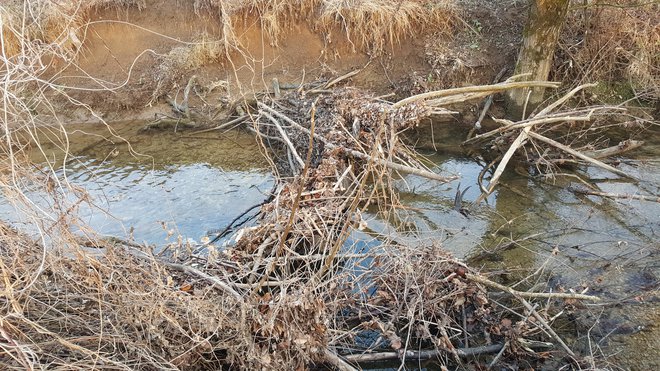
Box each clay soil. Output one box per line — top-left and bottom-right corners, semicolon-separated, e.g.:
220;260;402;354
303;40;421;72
45;0;527;124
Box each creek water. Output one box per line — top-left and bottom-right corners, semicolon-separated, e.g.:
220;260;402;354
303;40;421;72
5;120;658;369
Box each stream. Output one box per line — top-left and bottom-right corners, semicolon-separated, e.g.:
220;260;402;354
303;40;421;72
5;120;658;370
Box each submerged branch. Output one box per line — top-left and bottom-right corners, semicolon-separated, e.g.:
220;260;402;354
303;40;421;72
342;340;553;363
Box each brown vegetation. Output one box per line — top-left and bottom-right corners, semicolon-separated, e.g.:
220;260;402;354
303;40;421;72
1;1;657;370
556;0;660;101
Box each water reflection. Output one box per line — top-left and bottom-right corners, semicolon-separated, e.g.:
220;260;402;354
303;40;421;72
3;121;274;243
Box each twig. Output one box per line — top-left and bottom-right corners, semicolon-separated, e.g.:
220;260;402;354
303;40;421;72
488;340;508;369
325;349;358;371
124;246;244;302
527;131;635;179
465;273;600;301
321;61;371;90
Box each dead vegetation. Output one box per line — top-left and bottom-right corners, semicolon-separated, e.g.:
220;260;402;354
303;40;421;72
2;75;607;369
2;1;656;370
556;0;660;102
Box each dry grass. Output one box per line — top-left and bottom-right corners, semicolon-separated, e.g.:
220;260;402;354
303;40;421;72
555;0;660;101
317;0;456;52
193;0;456;52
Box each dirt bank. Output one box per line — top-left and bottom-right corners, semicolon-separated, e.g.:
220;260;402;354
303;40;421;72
33;0;529;124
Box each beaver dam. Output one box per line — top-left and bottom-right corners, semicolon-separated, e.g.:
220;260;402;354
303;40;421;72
1;1;658;370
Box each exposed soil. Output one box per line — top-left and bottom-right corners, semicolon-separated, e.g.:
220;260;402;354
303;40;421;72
44;0;527;124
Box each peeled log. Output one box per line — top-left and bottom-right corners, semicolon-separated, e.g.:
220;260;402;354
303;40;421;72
507;0;570;118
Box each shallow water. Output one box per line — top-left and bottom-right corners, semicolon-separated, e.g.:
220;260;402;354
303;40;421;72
6;120;658;369
3;121;273;243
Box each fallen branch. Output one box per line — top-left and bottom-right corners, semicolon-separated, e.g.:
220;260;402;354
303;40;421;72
342;341;553;363
465;273;601;302
325;349;358;371
392;81;561;108
583;139;644;159
527;131;635;180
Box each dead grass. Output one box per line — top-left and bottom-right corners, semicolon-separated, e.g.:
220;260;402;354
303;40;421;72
317;0;456;52
555;0;660;101
192;0;456;51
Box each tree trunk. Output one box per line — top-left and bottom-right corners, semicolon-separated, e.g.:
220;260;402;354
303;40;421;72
507;0;570;118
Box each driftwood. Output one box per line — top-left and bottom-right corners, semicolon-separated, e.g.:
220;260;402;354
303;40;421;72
468;82;641;203
583;139;645;159
342;340;553;363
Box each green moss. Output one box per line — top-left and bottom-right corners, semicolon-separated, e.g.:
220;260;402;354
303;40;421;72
590;81;638;104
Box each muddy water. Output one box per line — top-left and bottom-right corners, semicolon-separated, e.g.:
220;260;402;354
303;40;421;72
8;121;659;369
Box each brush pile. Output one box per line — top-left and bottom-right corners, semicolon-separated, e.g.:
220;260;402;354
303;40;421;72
1;77;603;370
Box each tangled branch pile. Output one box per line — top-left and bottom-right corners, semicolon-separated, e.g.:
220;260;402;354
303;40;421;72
2;75;605;370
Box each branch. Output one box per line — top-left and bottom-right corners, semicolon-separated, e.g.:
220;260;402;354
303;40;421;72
392;81;561;108
527;131;636;179
465;273;601;301
342;341;553;363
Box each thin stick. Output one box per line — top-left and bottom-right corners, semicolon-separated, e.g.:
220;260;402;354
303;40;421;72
260;110;305;169
474;68;508;130
465;273;600;301
125;246;244;302
192;115;247;134
324;349;358;371
582;139;644;159
527;131;635;179
535;83;598;117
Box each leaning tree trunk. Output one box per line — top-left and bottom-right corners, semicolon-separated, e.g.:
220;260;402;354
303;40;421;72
507;0;570;118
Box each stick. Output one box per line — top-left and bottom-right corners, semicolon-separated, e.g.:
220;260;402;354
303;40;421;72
465;273;600;301
325;349;358;371
474;68;507;130
342;341;553;363
121;245;244;302
322;61;371;90
391;81;561;108
260;110;306;169
534;83;598;117
192;115;247;134
257;102;457;183
474;128;529;203
527;131;635;179
465;273;587;357
582;139;644;159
